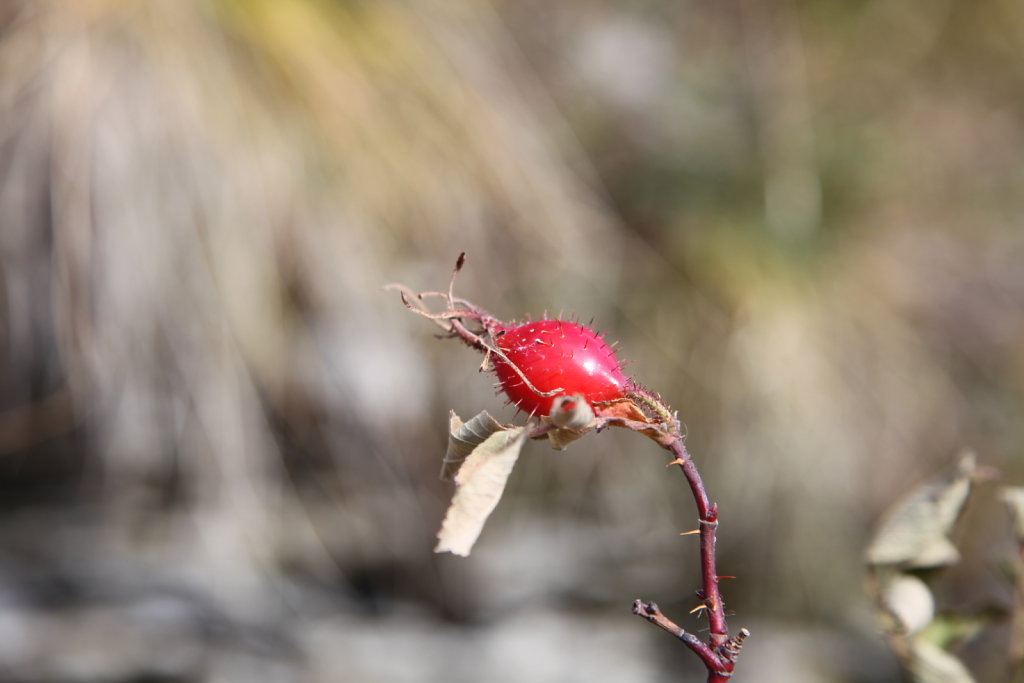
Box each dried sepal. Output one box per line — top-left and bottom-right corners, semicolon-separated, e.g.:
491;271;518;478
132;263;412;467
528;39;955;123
594;398;677;446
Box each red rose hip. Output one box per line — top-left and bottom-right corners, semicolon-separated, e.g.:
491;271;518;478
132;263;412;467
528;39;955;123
490;319;629;416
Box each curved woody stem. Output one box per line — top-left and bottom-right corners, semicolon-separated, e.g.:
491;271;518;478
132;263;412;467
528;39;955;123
669;440;736;681
391;255;748;681
624;388;744;681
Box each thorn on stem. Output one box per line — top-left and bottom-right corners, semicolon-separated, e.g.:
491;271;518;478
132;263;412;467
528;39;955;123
680;529;700;536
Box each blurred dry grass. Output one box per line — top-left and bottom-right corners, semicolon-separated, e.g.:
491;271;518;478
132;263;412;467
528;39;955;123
1;0;1023;681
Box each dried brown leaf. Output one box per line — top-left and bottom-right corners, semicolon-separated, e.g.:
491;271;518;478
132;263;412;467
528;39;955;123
594;398;674;445
435;411;527;556
594;398;651;422
866;453;977;569
440;410;505;481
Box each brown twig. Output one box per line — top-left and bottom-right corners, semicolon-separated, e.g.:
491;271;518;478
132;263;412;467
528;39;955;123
632;600;722;672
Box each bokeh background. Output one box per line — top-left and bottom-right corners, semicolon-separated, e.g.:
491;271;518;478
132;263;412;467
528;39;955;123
2;0;1023;681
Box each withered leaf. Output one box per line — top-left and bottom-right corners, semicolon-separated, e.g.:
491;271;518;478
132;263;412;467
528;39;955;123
999;486;1024;543
441;410;506;480
865;453;977;569
435;411;527;556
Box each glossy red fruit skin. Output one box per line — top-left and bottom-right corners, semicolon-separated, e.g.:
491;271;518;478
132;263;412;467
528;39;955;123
490;319;629;416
